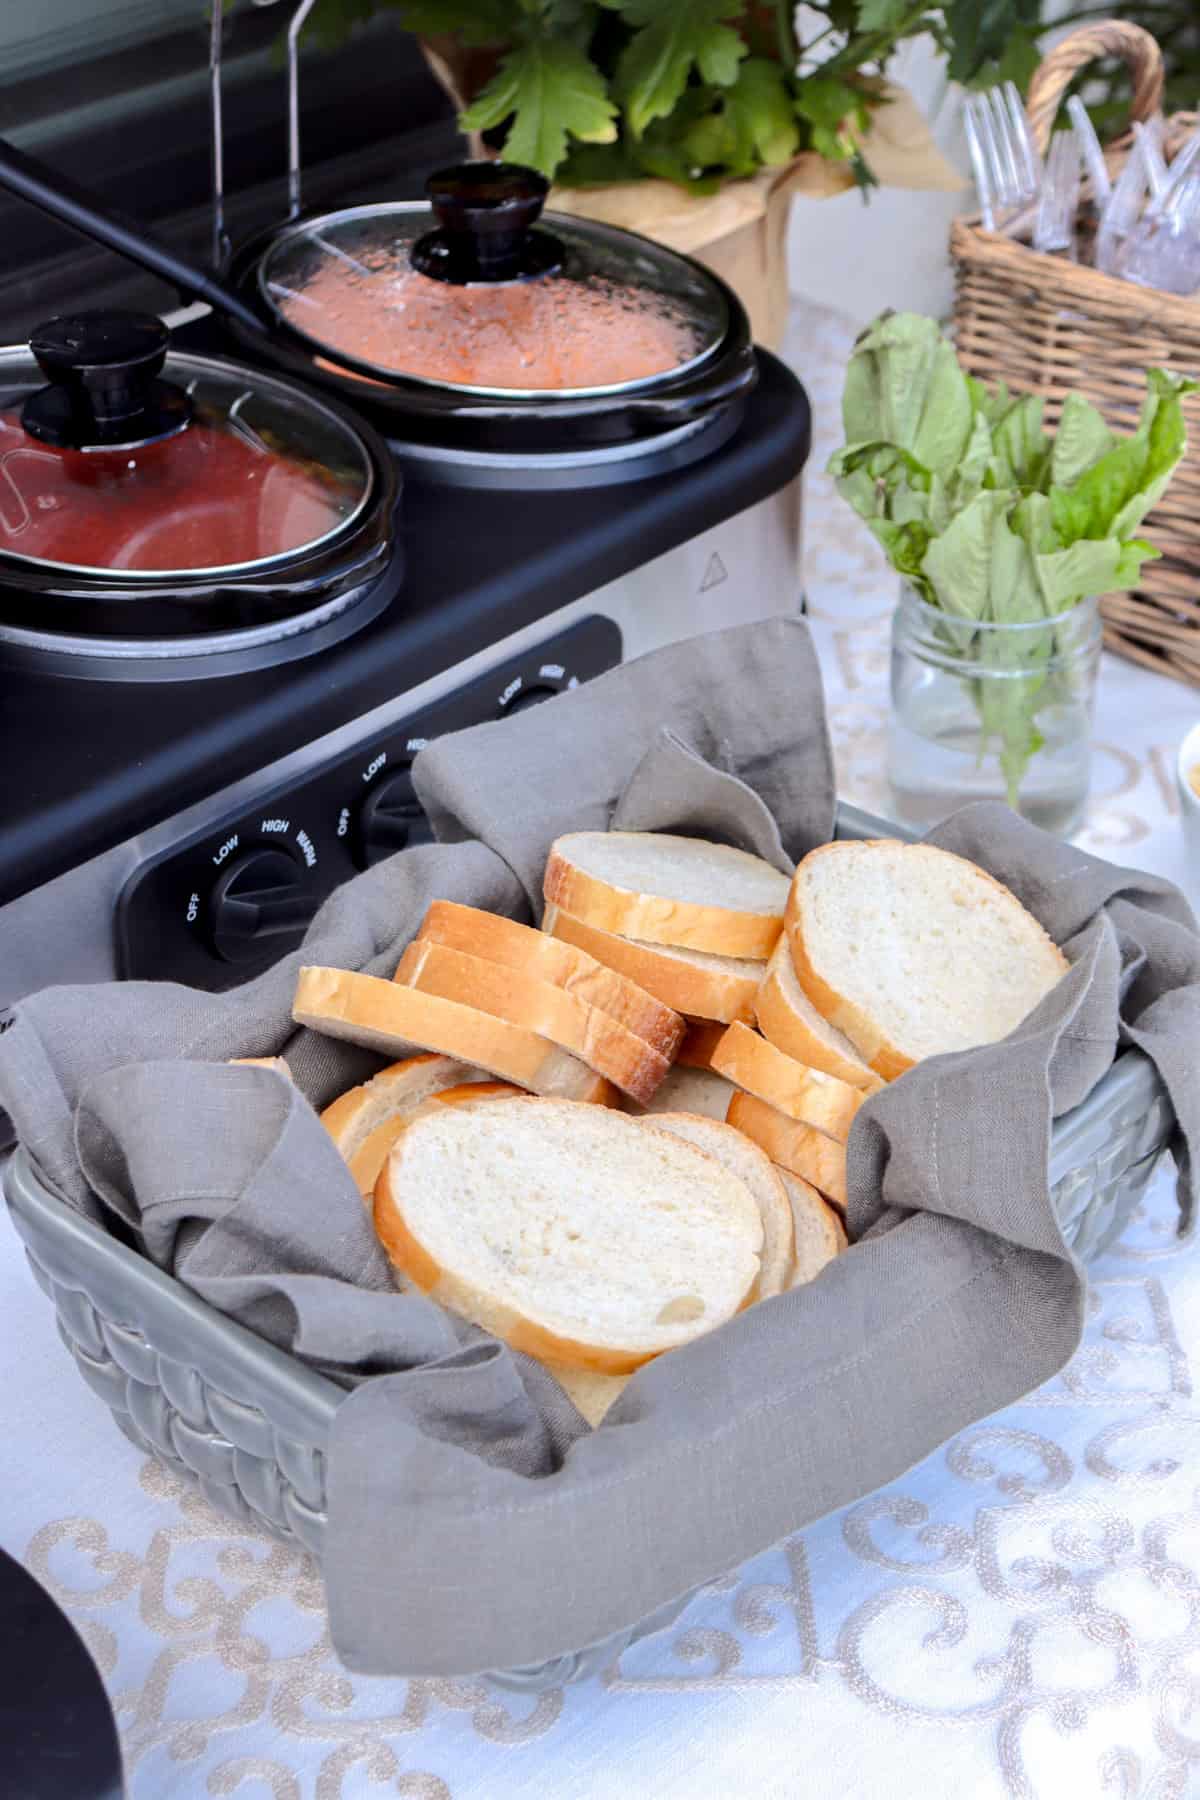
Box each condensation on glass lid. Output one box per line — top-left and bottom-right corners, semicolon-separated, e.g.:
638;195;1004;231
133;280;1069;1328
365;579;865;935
0;407;362;574
270;255;706;393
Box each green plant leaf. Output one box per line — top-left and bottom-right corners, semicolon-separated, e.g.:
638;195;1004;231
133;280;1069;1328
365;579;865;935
395;0;514;45
722;57;800;167
1049;369;1197;548
855;0;914;29
1048;392;1113;490
838;312;976;482
987;393;1048;490
461;36;617;174
604;0;747;137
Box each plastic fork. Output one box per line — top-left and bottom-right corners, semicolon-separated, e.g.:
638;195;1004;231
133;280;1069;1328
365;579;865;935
1067;96;1112;207
1095;130;1157;275
1123;170;1200;294
964;81;1043;233
1033;129;1081;255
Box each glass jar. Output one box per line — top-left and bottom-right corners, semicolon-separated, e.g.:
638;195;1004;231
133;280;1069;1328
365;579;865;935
888;583;1102;837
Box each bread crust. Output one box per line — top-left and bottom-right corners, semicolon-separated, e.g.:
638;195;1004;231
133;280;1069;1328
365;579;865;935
726;1090;849;1207
294;967;615;1104
754;941;882;1091
395;938;671;1104
675;1020;727;1069
417;899;683;1056
545;908;760;1023
710;1022;864;1142
544;840;784;959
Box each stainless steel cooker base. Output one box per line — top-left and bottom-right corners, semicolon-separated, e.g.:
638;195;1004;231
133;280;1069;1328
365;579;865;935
389;398;745;490
0;571;394;681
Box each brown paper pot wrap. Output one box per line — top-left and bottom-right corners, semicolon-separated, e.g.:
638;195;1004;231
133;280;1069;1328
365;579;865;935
417;36;964;350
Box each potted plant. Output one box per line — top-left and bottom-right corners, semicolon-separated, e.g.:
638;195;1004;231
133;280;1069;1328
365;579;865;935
294;1;986;346
829;311;1196;834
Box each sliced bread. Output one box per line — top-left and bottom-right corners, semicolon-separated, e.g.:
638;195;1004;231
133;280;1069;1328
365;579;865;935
416;900;683;1056
294;968;614;1105
676;1020;727;1069
321;1052;493;1194
373;1097;763;1374
643;1112;793;1300
635;1065;735;1120
754;940;882;1092
786;840;1070;1079
229;1056;292;1078
710;1022;864;1143
544;831;788;958
544;906;762;1023
549;1364;631;1428
776;1169;847;1286
726;1090;848;1208
395;938;671;1105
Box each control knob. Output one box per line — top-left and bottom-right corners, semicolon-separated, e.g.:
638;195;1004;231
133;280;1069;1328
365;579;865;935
207;846;316;964
355;766;432;868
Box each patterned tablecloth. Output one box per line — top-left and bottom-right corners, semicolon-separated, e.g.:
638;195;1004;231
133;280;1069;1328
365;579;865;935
3;304;1199;1800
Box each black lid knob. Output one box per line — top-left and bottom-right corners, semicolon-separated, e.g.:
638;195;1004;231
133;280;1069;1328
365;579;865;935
22;308;192;450
410;161;564;284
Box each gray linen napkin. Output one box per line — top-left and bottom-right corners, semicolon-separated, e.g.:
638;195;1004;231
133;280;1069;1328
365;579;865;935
1;617;1196;1680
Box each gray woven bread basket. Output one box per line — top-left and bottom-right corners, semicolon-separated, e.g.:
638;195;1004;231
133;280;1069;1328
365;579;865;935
1;802;1178;1689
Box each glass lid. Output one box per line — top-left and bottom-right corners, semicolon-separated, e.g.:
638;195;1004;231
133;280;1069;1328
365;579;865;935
258;162;728;399
0;312;374;580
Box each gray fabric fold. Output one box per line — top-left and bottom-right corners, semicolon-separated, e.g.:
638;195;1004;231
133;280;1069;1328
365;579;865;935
0;617;1196;1680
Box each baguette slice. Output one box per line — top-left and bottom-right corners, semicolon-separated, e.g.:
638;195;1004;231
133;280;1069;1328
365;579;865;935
322;1052;492;1193
786;840;1070;1080
395;938;671;1105
710;1022;864;1144
545;832;788;958
755;940;882;1093
230;1056;292;1078
636;1065;735;1120
417;900;683;1057
776;1170;847;1286
727;1090;848;1209
676;1020;727;1070
294;968;615;1105
545;906;761;1023
374;1097;763;1374
549;1364;631;1428
643;1112;793;1300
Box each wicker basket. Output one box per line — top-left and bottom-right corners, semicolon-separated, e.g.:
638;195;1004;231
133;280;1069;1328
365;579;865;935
950;20;1200;684
0;802;1179;1689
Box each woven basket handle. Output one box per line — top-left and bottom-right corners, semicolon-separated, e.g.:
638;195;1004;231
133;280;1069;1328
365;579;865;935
1026;20;1164;157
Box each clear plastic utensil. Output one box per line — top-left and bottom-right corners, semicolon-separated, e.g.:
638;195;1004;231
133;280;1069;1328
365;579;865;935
1095;132;1155;275
1124;171;1200;293
1067;96;1111;206
1033;130;1081;255
1150;118;1200;220
1132;119;1169;200
964;82;1042;234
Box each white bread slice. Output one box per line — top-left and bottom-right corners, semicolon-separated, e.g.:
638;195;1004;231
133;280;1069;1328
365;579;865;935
726;1090;848;1209
710;1022;864;1144
549;1364;631;1427
321;1052;494;1195
636;1065;735;1120
786;840;1069;1080
395;938;671;1105
416;900;683;1057
373;1097;762;1374
545;832;788;958
776;1170;847;1286
230;1056;292;1078
545;906;762;1023
676;1020;727;1069
755;940;883;1093
643;1112;793;1300
294;968;615;1105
